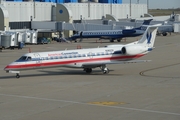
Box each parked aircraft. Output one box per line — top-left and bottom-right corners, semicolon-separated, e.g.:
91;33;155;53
70;19;153;42
4;25;160;78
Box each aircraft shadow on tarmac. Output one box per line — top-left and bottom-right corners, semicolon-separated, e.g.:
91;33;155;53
0;69;122;79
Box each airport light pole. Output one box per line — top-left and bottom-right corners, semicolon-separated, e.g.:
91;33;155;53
130;0;131;18
110;0;113;15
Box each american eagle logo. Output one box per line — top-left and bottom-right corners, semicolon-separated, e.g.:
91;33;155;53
146;32;152;44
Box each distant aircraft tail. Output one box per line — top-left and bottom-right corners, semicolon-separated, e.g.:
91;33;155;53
137;24;161;48
135;19;153;30
142;19;153;25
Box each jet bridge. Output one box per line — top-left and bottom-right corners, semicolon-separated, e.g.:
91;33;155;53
31;21;136;38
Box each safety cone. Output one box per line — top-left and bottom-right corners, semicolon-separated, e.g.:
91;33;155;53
28;47;31;53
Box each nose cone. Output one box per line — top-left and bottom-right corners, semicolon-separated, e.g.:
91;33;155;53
4;65;10;71
4;62;17;71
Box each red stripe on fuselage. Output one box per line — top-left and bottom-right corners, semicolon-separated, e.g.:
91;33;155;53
4;54;144;70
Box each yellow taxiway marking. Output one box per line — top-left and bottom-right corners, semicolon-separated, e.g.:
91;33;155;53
89;101;126;106
1;94;180;116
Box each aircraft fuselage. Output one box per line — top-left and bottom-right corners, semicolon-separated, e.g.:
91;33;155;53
4;47;145;71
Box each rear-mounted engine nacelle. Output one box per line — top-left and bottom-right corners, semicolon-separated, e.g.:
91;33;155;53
121;45;148;55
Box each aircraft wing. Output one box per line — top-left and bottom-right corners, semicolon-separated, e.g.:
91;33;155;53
109;60;151;64
82;60;151;68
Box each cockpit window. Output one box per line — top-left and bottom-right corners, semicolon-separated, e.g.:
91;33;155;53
18;56;27;61
27;57;32;61
17;56;32;61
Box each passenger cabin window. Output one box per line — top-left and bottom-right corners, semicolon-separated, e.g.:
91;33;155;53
97;53;100;56
69;55;72;58
78;54;82;57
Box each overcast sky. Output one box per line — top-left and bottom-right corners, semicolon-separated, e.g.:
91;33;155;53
122;0;180;9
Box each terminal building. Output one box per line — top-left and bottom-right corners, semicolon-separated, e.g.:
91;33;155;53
0;0;153;47
0;0;147;31
1;0;180;49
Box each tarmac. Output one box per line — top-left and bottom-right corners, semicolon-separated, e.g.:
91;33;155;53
0;33;180;120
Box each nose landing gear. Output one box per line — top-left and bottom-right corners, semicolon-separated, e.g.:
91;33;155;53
16;73;20;78
6;70;20;78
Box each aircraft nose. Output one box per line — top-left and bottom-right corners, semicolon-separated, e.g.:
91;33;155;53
4;62;19;71
4;65;10;71
4;63;15;71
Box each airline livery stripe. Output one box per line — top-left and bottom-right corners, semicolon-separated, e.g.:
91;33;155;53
5;54;144;70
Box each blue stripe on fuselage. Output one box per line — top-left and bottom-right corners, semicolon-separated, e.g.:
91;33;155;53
147;32;152;44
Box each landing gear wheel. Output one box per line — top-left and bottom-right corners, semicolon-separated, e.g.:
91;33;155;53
103;68;109;74
100;65;109;74
16;73;20;78
85;68;92;73
117;39;121;42
162;32;167;36
110;39;114;42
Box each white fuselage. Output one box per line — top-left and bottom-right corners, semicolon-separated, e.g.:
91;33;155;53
4;46;145;71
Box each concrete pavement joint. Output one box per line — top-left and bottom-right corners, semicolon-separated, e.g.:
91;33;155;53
0;93;180;116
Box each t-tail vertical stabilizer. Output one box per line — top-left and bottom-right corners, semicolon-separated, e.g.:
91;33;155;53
135;19;153;30
137;24;161;48
122;24;160;55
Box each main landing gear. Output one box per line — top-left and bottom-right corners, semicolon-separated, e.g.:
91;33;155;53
110;39;114;42
84;68;92;73
100;65;109;74
117;38;122;42
84;65;109;74
110;39;121;42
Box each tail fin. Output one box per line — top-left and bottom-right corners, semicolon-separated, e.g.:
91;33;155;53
137;24;161;47
142;19;153;25
135;19;153;30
